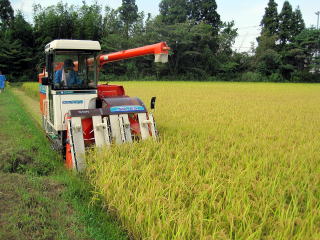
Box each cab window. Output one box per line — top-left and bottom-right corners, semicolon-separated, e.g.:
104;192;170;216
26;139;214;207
52;51;97;90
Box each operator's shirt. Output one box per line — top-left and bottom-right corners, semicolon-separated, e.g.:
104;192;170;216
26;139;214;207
54;69;81;87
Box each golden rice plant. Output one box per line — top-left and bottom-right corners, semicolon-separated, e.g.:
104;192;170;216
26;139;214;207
21;82;39;98
19;81;320;239
86;82;320;239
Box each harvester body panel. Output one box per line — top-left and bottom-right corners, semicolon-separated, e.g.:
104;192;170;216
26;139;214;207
51;90;97;131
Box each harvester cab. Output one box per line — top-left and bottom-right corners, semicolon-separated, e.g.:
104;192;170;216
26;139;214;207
39;39;169;171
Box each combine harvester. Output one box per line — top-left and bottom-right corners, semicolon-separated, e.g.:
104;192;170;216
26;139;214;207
39;40;170;171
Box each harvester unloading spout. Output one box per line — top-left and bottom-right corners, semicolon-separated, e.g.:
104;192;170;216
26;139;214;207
99;42;170;65
39;39;170;172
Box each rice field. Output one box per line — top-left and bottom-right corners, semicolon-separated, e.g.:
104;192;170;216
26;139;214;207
20;81;320;239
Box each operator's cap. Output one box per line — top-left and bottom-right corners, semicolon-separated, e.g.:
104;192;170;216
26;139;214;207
64;59;74;68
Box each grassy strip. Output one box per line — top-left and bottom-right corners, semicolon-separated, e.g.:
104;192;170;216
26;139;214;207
0;89;128;240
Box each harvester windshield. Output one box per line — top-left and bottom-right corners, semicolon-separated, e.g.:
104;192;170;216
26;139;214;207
52;51;98;90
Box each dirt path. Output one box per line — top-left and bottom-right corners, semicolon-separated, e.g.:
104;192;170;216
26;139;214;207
11;88;41;126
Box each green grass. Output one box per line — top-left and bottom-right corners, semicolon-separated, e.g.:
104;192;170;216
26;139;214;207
0;88;58;175
0;89;128;240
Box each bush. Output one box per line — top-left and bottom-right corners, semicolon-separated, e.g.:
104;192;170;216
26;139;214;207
269;73;284;82
291;71;320;83
239;72;266;82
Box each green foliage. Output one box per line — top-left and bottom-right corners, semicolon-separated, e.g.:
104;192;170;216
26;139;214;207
0;36;34;81
77;2;102;40
102;6;122;37
278;3;305;47
33;3;78;43
0;1;35;81
218;21;238;55
159;0;188;24
294;28;320;72
278;1;294;46
255;33;279;75
119;0;139;38
256;49;282;76
150;1;236;79
152;21;217;76
254;0;316;81
0;0;14;28
260;0;278;36
188;0;221;34
292;7;305;36
291;71;320;83
0;0;317;83
239;71;266;82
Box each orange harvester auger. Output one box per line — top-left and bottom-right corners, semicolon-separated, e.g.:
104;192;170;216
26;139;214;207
98;42;170;65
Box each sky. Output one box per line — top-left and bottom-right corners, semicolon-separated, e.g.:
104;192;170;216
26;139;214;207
11;0;319;52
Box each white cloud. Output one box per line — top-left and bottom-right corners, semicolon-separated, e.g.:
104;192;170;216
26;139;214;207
11;0;34;21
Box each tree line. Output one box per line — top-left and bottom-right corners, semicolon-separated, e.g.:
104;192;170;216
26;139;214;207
0;0;319;82
254;0;320;82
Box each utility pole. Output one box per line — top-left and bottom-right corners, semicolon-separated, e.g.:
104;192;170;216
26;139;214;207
315;11;320;72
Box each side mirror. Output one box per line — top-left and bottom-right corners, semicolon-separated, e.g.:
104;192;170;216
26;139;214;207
150;97;156;110
42;77;49;85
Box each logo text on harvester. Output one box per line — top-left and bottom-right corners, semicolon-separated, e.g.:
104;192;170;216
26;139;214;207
62;100;84;104
110;105;145;113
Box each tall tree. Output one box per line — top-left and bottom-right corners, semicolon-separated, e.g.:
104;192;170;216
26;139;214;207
103;6;122;37
0;0;14;28
188;0;221;35
260;0;278;36
119;0;139;38
288;28;320;72
278;1;294;45
77;2;102;40
11;11;34;48
11;12;35;78
255;0;280;77
255;33;282;76
0;12;34;81
218;21;238;56
292;7;305;36
159;0;188;25
33;3;78;44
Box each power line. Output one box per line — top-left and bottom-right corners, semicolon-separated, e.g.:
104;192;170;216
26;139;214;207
316;11;320;73
234;47;253;49
236;25;261;29
237;33;260;37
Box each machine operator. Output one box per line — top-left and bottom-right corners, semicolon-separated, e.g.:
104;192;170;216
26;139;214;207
54;59;82;88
